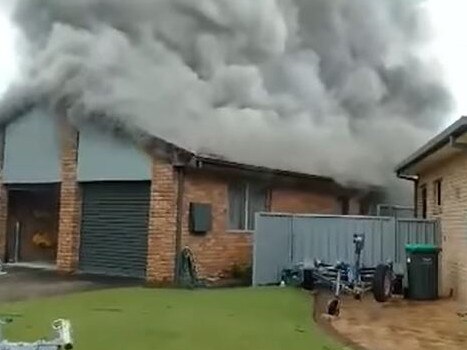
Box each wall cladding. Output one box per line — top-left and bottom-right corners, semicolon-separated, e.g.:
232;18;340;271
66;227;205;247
3;108;61;184
77;127;151;182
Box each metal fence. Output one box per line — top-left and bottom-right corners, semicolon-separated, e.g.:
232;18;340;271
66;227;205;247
252;213;440;286
377;204;415;218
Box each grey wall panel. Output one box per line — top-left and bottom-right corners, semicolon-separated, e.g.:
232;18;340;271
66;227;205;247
3;109;61;183
77;127;151;182
252;214;292;286
253;213;440;286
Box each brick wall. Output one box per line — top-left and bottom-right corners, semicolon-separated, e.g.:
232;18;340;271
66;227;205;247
180;171;252;280
417;152;467;302
146;159;177;284
270;187;339;214
179;170;347;280
0;183;7;261
56;120;81;272
349;198;361;215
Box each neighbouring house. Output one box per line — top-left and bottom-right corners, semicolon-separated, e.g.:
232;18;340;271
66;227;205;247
0;106;380;283
396;116;467;300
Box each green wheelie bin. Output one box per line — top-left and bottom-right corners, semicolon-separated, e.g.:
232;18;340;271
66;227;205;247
405;244;441;300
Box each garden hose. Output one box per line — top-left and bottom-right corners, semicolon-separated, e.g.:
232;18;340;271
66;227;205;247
177;247;205;289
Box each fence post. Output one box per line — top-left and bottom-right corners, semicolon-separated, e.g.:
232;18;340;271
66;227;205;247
393;217;398;263
392;217;403;273
252;213;259;286
289;216;294;266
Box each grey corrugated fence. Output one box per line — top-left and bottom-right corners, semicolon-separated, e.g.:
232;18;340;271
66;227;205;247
252;213;440;286
377;204;415;218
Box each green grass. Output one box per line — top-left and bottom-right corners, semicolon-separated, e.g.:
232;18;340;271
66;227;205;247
0;287;342;350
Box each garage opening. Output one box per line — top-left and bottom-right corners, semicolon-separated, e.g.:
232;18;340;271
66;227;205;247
5;184;60;265
79;181;151;278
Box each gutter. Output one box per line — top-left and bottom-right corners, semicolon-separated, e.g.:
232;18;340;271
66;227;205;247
193;155;336;184
397;173;418;182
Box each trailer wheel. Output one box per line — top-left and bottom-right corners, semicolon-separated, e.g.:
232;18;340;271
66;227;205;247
373;264;392;302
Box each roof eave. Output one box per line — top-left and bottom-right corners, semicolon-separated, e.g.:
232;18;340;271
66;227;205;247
191;155;383;195
193;155;335;183
395;117;467;176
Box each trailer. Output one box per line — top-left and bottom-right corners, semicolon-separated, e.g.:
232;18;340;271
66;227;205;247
282;234;398;316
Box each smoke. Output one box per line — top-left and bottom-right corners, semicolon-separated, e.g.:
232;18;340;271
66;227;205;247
0;0;452;195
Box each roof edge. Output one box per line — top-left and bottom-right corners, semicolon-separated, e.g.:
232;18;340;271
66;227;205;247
2;104;379;190
193;155;335;183
191;155;383;194
395;116;467;175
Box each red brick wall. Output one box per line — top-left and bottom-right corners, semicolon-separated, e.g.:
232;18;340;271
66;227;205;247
179;170;346;280
180;171;252;280
56;121;81;272
146;159;177;284
270;188;338;214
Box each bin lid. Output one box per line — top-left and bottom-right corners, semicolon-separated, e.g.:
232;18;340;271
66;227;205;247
405;244;441;253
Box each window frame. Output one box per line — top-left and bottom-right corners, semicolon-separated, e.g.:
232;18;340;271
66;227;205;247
227;182;267;232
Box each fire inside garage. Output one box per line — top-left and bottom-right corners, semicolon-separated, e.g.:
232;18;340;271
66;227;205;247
6;184;60;264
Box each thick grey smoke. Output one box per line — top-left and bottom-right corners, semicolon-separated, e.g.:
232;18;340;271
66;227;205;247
1;0;452;194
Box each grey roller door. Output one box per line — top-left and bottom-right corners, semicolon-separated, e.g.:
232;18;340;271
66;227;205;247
79;182;150;278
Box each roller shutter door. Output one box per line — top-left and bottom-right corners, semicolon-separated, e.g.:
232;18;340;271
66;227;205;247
79;182;150;278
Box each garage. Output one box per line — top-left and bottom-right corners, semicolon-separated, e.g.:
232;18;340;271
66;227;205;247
6;184;60;265
79;182;151;278
2;108;62;266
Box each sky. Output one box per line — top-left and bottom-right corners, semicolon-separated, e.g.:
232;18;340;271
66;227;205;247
424;0;467;125
0;0;465;128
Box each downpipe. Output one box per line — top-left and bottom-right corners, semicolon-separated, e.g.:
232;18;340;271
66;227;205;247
173;166;185;285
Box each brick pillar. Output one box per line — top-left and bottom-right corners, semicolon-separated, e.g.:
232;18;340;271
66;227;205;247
0;184;8;261
56;121;81;272
146;159;177;284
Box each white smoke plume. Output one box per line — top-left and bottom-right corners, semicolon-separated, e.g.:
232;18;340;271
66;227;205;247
0;0;452;195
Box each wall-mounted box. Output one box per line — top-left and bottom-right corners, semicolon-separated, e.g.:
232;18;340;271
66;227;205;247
189;203;212;234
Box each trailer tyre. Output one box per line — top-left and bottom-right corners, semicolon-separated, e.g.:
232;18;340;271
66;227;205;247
373;264;392;302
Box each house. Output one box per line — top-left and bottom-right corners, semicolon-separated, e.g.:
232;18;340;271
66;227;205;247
396;117;467;299
0;106;379;284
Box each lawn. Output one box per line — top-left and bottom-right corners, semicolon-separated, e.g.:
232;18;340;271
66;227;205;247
0;287;342;350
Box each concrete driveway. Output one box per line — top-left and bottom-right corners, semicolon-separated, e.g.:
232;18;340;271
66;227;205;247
0;267;137;303
317;293;467;350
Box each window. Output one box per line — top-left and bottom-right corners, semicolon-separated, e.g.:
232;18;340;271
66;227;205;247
339;196;350;215
420;185;427;218
228;182;267;231
433;179;442;207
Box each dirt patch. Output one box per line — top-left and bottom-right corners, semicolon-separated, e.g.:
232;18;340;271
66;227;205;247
313;292;366;350
315;293;467;350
